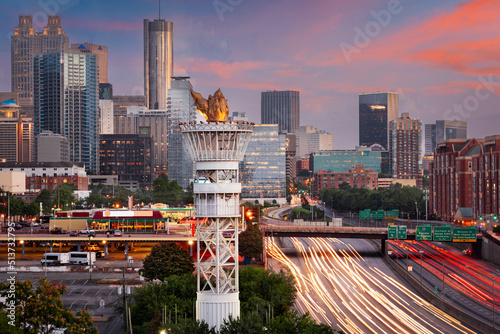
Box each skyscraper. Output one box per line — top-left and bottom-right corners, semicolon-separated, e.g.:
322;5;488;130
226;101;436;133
296;125;334;157
389;112;422;185
261;90;300;134
425;120;467;155
144;18;173;110
70;43;108;84
240;124;287;200
359;92;399;149
33;50;99;173
167;77;198;189
0;100;33;162
11;15;69;110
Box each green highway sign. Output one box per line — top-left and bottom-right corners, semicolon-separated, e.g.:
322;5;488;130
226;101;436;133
398;226;407;239
385;209;399;219
388;225;398;239
359;209;371;219
453;227;477;242
433;225;452;241
416;226;433;241
372;210;384;219
388;225;407;239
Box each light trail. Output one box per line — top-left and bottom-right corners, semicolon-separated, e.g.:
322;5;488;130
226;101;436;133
267;237;475;334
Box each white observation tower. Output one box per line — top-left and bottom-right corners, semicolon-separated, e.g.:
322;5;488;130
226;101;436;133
181;112;253;330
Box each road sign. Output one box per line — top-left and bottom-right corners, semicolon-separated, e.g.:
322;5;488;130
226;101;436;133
453;227;477;242
359;209;371;219
388;225;398;239
385;209;399;219
388;225;407;239
407;264;413;272
416;226;433;241
397;226;407;239
372;210;384;219
433;225;452;241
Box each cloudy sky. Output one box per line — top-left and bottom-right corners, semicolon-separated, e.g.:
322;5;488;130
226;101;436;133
1;0;499;149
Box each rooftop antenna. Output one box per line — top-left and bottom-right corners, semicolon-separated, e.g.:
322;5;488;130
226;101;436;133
158;0;161;19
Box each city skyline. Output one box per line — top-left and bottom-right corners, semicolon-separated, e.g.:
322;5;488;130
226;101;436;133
1;0;499;149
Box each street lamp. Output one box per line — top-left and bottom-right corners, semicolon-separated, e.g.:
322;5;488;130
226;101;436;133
1;185;20;227
415;201;419;223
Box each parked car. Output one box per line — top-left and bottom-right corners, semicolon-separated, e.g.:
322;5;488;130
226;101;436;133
95;251;104;258
86;245;100;251
113;229;122;236
14;223;23;229
69;230;79;237
31;221;40;226
80;228;95;235
39;226;49;232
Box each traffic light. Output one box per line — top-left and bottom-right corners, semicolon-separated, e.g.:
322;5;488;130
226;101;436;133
494;215;498;220
245;209;254;221
479;216;483;220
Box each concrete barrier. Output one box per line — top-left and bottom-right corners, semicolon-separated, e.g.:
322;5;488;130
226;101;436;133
384;246;498;333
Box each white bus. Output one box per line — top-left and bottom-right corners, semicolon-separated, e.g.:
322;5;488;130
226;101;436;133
68;252;96;265
41;253;69;266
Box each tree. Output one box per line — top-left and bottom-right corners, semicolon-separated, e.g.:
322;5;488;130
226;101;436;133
239;224;263;260
0;278;97;334
143;243;194;281
152;174;183;206
129;274;197;333
35;189;53;215
239;266;295;317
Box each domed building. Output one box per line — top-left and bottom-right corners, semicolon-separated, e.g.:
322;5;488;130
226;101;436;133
0;100;33;162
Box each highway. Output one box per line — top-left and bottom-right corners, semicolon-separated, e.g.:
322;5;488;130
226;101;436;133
388;240;500;329
267;237;476;333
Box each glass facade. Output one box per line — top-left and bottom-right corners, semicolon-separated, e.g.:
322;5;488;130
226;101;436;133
359;92;398;149
261;91;300;134
167;77;197;189
310;150;385;174
240;125;286;198
34;51;99;173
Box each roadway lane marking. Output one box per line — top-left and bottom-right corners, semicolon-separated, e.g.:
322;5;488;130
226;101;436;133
83;289;88;295
83;300;90;309
68;289;74;295
69;301;77;309
108;290;115;296
71;280;76;285
83;280;88;285
95;289;101;296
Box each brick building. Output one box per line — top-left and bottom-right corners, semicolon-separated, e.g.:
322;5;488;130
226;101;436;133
313;165;378;193
429;136;500;223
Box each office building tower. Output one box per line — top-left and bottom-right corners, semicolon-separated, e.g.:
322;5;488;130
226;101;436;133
11;15;69;109
359;92;399;149
70;43;108;83
100;134;154;188
33;50;99;173
286;133;297;180
261;90;300;134
389;112;422;185
0;100;33;162
115;107;169;173
296;125;334;157
228;111;248;121
112;95;147;116
310;145;389;175
37;130;69;162
167;77;197;189
144;18;173;110
99;83;114;135
240;124;287;200
425;120;467;155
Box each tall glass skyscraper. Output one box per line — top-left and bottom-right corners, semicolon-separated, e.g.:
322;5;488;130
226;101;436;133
425;120;467;155
167;77;198;189
261;90;300;134
359;92;398;150
240;125;286;199
11;15;69;104
144;18;173;110
33;50;99;173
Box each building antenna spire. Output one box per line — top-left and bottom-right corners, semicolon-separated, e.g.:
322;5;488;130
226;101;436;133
158;0;161;19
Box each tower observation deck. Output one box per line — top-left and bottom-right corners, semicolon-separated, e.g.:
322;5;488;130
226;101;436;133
181;121;254;330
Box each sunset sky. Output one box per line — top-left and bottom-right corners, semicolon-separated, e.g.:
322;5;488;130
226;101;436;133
1;0;499;149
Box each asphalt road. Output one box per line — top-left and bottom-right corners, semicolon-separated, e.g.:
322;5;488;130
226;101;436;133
268;237;476;333
0;271;141;334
